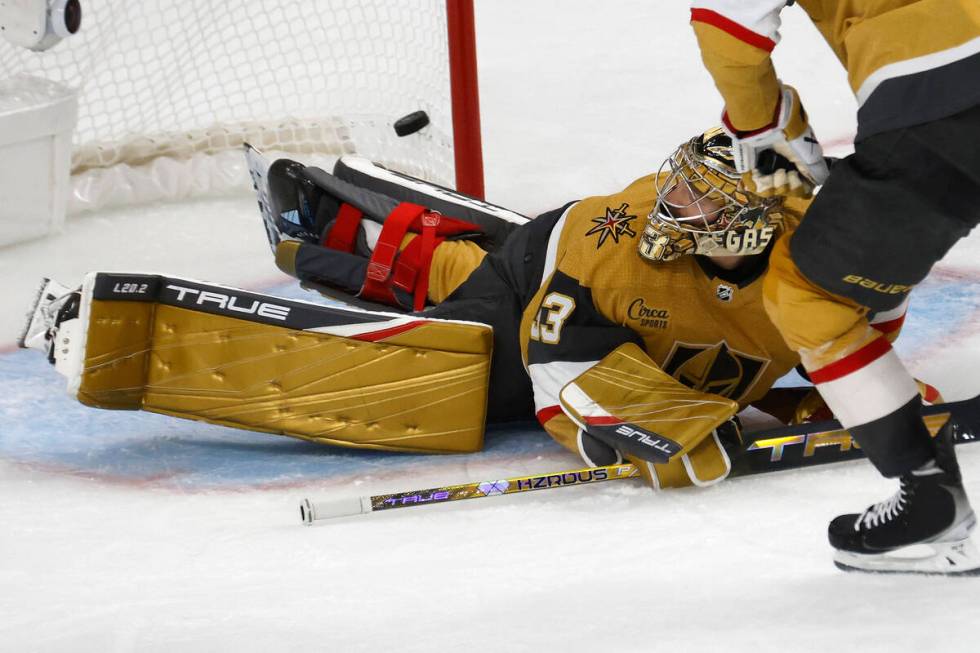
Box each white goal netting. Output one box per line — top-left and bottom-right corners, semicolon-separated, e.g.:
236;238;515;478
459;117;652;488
0;0;457;213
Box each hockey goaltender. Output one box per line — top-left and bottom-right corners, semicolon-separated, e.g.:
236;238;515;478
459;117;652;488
20;131;944;494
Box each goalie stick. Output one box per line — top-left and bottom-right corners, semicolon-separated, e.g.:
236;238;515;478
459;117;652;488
300;393;980;524
300;463;640;523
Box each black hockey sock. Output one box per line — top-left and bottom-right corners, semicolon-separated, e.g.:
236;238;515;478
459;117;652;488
847;395;936;478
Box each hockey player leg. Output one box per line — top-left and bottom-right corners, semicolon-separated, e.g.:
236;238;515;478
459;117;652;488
764;207;979;574
20;272;494;454
764;112;980;574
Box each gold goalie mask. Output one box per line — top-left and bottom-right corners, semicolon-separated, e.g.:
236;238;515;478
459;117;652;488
639;127;782;263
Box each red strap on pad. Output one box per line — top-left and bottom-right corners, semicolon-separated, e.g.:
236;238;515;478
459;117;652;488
324;203;364;253
414;212;441;311
359;203;428;307
358;202;480;310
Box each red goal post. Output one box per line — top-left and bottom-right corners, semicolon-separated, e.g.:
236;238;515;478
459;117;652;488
447;0;484;199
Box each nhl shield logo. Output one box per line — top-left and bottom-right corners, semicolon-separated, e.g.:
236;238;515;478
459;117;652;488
716;283;734;302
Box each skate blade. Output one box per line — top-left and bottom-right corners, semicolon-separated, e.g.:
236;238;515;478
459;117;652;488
834;537;980;576
244;143;280;253
18;278;71;351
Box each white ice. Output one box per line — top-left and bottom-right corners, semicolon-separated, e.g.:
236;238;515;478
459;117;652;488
2;2;980;651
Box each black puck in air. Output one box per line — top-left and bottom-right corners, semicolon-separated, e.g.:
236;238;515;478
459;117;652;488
394;111;430;137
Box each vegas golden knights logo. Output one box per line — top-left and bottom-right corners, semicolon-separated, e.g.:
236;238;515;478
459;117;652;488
585;203;637;248
663;341;768;400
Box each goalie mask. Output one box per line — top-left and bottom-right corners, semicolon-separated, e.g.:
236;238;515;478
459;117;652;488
639;127;782;263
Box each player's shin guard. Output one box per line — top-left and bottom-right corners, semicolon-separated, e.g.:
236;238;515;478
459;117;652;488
764;230;979;573
808;343;932;477
20;272;494;454
764;236;935;476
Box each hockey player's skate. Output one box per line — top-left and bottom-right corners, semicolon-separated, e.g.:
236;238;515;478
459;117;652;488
829;421;980;575
19;278;80;363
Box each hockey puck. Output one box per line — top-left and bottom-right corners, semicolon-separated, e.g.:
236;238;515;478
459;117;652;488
394;111;430;137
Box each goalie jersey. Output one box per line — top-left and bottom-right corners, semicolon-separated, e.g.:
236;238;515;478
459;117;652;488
517;173;805;456
26;153;819;464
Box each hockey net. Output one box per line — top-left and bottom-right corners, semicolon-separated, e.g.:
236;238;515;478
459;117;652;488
0;0;480;214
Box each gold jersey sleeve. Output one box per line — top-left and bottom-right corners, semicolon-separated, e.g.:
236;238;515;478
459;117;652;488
690;1;980;138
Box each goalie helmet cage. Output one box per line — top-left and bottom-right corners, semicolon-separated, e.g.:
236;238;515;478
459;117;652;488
0;0;484;214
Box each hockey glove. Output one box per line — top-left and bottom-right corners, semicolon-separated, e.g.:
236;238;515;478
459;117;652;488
628;418;739;489
745;150;814;200
722;84;829;187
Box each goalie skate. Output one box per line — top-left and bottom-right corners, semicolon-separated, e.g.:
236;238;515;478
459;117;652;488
19;278;77;360
245;143;307;252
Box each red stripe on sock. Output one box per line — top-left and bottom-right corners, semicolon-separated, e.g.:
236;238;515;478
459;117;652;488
808;337;892;385
536;405;563;425
871;314;905;334
690;8;776;52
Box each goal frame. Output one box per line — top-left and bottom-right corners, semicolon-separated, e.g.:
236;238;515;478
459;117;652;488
446;0;484;199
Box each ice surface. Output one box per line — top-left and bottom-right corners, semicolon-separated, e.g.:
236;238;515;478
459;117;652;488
2;2;979;651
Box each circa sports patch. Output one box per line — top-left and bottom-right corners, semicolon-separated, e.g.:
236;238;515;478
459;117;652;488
626;298;670;329
585;202;637;248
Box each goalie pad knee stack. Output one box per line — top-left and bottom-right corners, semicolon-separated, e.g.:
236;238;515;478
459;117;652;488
247;145;529;313
22;272;495;454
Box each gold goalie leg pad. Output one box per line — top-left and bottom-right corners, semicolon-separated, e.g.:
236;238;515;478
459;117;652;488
65;272;493;454
559;343;737;485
